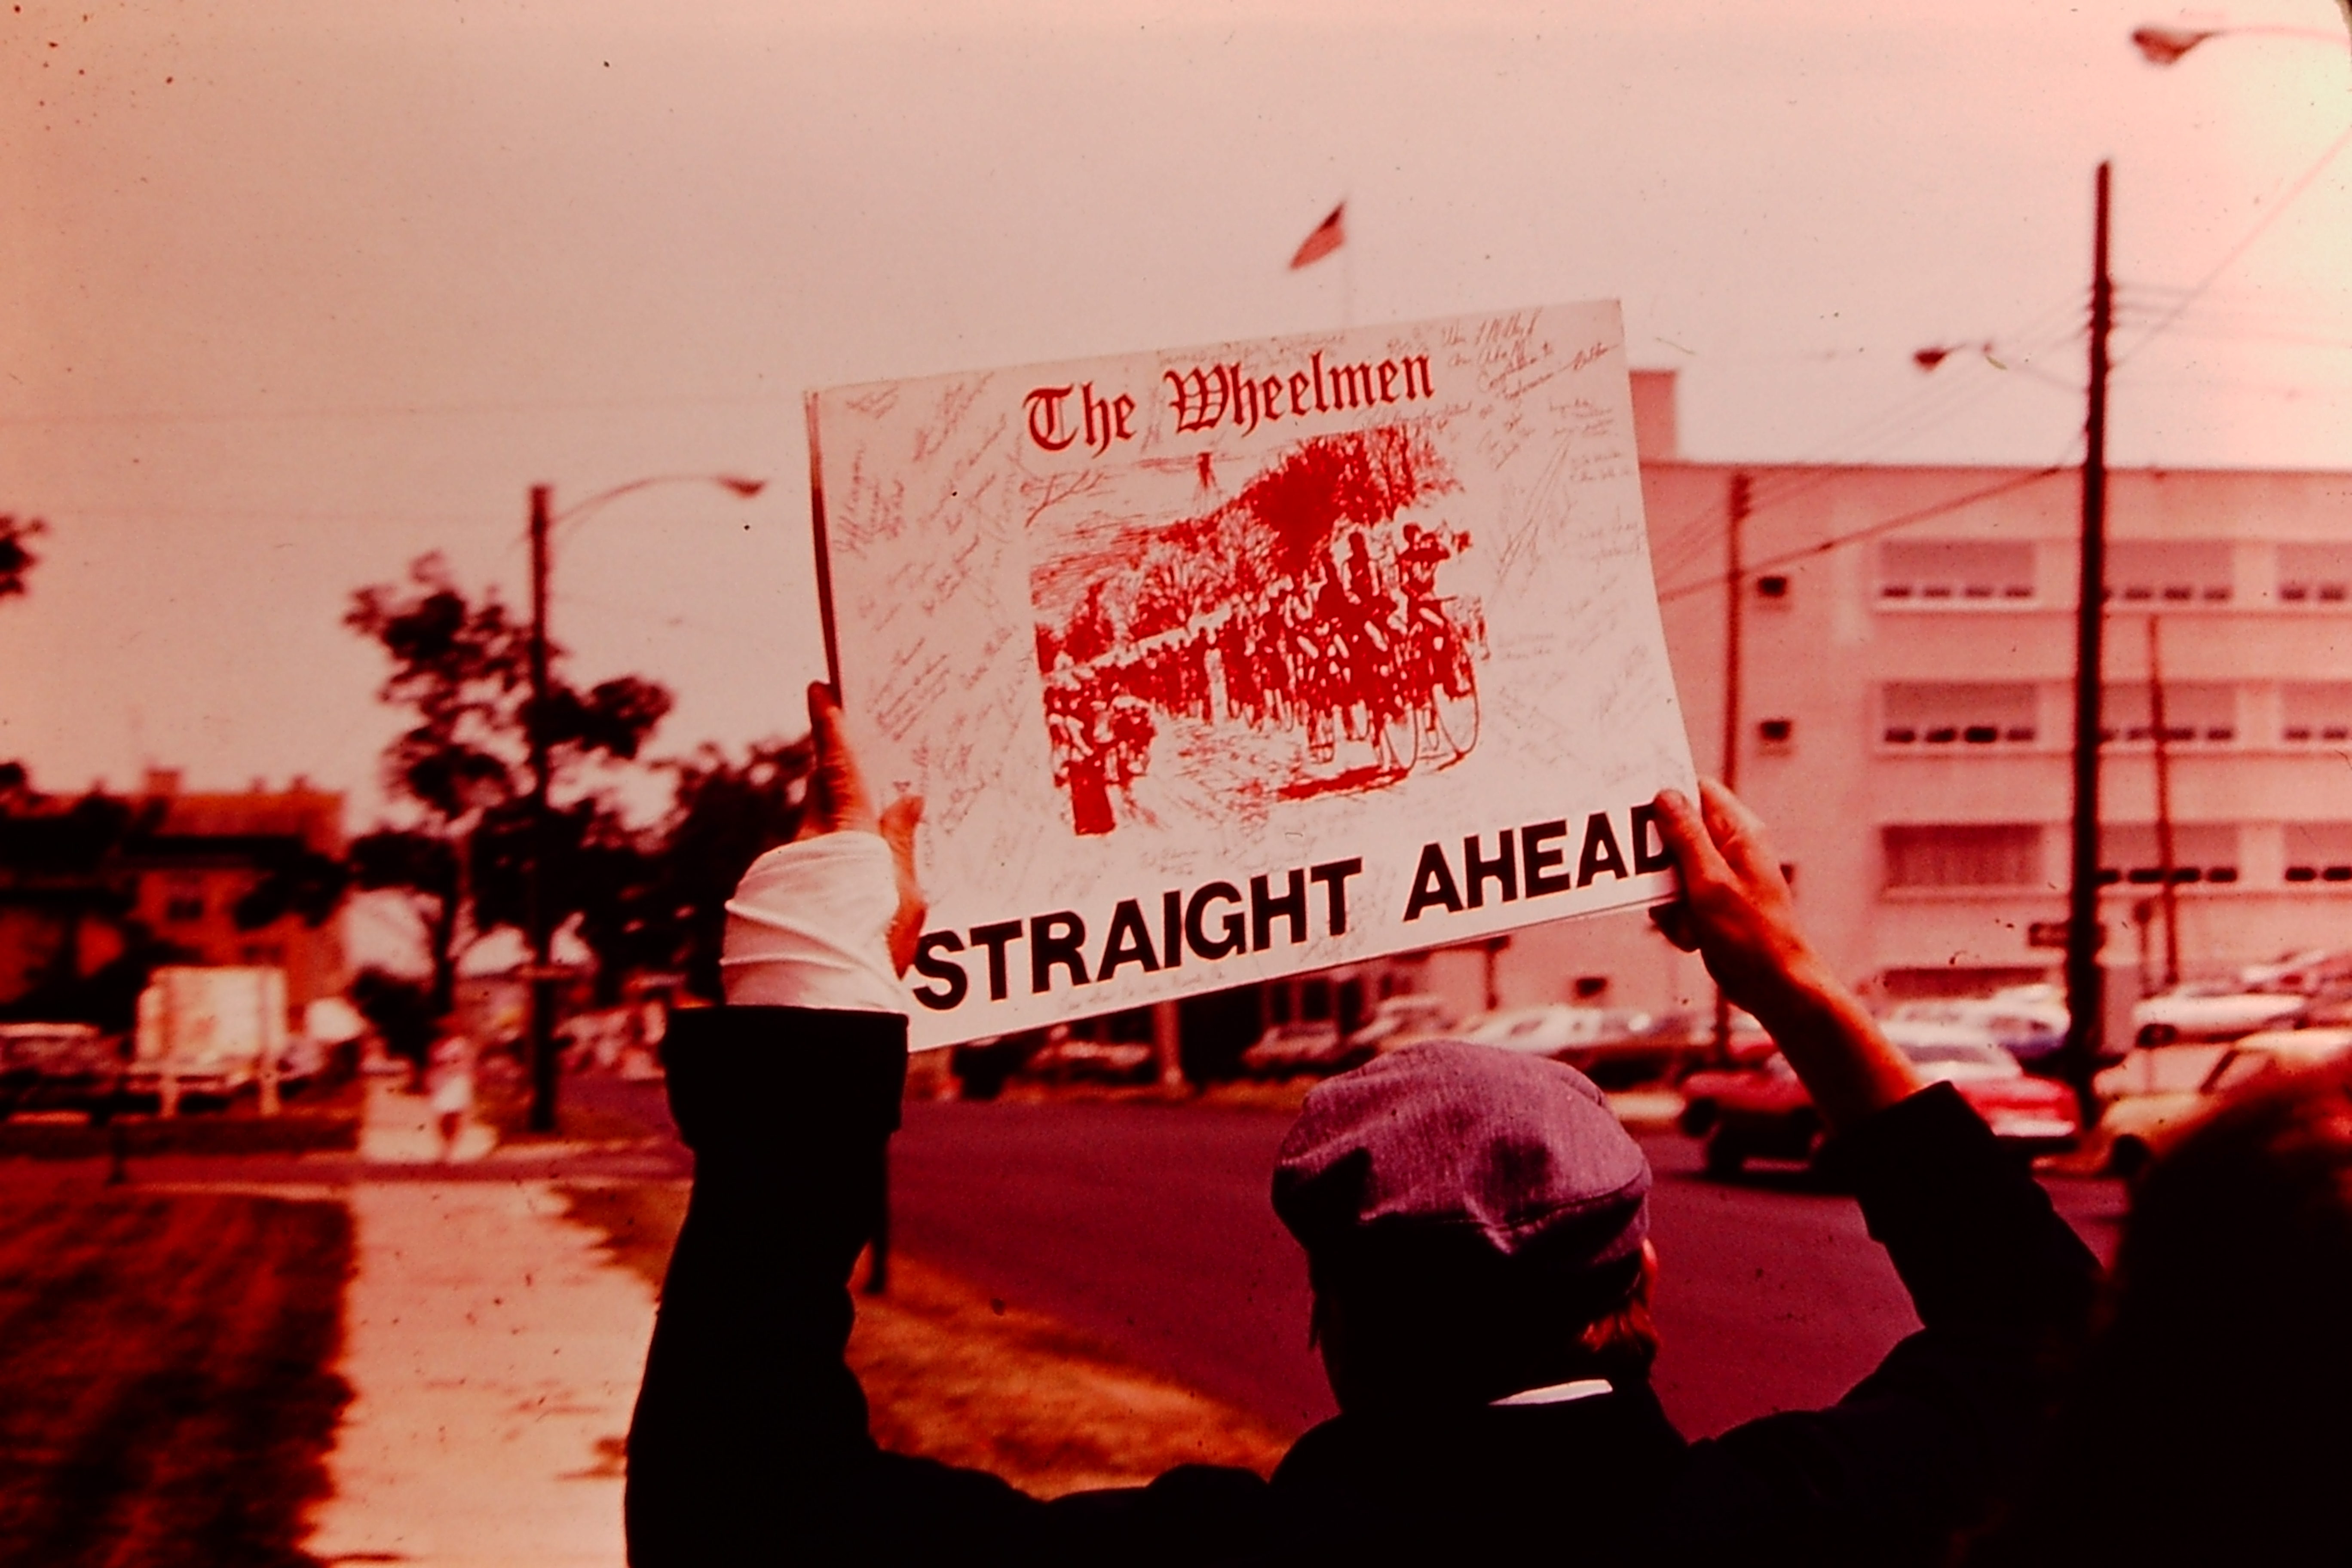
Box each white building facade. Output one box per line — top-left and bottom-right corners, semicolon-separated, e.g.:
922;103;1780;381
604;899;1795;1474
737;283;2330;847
1407;371;2352;1038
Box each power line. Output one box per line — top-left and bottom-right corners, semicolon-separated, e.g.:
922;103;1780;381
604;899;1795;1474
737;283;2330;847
1644;297;2086;584
1655;462;2072;606
2112;117;2352;371
0;389;799;431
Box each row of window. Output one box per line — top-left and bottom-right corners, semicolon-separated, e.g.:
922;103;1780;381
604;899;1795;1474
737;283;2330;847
1872;540;2352;607
1882;822;2352;890
1878;682;2352;749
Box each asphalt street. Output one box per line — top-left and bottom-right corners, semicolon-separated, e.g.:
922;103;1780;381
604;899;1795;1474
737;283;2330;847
890;1099;2128;1439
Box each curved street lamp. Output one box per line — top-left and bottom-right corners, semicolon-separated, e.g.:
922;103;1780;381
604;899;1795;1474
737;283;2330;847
524;473;766;1133
2132;20;2348;66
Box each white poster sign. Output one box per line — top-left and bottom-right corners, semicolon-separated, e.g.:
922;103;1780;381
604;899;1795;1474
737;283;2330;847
809;302;1696;1050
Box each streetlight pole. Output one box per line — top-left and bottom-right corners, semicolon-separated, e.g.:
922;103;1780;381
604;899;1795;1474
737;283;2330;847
526;484;557;1133
522;474;764;1135
1712;471;1751;1066
2063;162;2113;1107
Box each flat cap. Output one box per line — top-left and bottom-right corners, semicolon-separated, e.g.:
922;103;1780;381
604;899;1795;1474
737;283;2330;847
1272;1040;1651;1289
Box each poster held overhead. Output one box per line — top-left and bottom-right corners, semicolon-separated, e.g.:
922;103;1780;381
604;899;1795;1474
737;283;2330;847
808;301;1696;1051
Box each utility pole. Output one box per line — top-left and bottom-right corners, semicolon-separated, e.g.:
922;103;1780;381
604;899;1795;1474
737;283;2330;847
1711;471;1752;1065
526;483;559;1135
2147;616;2181;989
2064;163;2114;1104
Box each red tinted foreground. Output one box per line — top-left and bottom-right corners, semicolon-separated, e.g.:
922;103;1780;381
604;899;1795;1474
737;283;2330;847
0;1172;350;1568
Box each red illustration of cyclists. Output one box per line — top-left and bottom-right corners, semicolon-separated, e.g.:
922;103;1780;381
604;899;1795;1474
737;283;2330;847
1030;426;1487;838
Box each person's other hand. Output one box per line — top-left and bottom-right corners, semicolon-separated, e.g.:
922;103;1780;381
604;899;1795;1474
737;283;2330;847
1647;780;1828;1022
793;682;928;976
1650;780;1918;1127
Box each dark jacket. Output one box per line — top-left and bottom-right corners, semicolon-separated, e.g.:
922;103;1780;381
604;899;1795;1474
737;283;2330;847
626;1007;2101;1567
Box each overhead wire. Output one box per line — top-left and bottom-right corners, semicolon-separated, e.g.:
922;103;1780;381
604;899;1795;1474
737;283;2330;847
2111;116;2352;371
1653;121;2352;603
1645;300;2086;587
1655;459;2075;606
0;389;800;431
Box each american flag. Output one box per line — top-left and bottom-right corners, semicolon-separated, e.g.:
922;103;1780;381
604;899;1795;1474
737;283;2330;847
1289;203;1346;270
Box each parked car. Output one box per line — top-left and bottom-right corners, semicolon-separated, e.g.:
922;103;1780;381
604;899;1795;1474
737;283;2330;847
0;1022;123;1119
1341;995;1461;1057
1885;988;2069;1068
2235;946;2352;994
1460;1004;1612;1057
2132;981;2310;1047
1022;1032;1157;1085
1239;1019;1357;1079
2092;1026;2352;1178
1679;1030;2080;1177
950;1029;1048;1100
1457;1004;1701;1087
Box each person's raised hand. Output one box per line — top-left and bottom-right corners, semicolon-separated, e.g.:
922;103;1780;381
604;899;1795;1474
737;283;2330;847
796;680;879;839
877;794;927;978
795;682;928;976
1649;779;1917;1128
1647;779;1824;1017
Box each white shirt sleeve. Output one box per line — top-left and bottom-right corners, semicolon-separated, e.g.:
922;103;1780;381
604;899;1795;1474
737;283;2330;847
719;833;909;1016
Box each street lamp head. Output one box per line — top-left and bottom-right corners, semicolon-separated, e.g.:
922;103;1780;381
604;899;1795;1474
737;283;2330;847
2133;24;2217;65
1913;346;1955;372
717;476;767;499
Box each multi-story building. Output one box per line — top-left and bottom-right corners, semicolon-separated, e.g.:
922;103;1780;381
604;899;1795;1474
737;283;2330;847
1429;371;2352;1041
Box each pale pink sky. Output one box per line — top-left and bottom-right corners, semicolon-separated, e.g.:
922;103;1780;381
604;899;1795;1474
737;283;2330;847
4;0;2347;830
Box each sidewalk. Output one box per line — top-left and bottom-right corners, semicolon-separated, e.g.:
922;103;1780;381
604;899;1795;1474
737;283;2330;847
304;1083;658;1568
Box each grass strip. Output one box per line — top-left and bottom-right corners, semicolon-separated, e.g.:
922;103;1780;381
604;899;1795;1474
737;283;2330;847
0;1170;352;1567
561;1180;1291;1498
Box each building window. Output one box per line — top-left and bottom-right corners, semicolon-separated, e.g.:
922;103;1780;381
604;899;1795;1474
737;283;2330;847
2282;683;2352;744
163;879;205;923
2097;823;2239;886
2106;540;2232;604
2100;682;2237;744
2285;823;2352;884
1881;683;2037;746
1879;540;2034;603
1755;574;1789;600
2278;543;2352;605
1883;824;2042;889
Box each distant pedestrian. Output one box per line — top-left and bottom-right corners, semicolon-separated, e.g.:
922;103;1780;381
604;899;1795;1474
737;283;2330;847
425;1024;475;1161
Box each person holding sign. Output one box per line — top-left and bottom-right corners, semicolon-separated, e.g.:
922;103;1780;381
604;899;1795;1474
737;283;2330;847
624;683;2100;1567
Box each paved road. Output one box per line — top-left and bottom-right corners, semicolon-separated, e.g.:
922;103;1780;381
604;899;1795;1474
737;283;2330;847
891;1099;2127;1439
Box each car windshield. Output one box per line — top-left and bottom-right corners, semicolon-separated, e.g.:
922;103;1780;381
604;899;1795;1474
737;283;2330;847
1900;1041;2012;1069
2207;1050;2279;1093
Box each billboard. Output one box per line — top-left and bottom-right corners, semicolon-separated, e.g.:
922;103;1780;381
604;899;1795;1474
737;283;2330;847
808;302;1695;1050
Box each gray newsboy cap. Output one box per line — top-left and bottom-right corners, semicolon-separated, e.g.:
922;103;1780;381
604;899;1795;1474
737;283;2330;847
1272;1040;1652;1291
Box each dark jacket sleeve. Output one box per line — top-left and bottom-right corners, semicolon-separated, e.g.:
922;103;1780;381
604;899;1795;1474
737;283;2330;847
625;1006;1043;1565
623;1008;1271;1568
1661;1083;2103;1566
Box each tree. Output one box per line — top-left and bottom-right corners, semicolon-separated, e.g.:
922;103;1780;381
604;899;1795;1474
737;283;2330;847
646;735;813;1000
3;517;48;784
345;554;672;1015
0;514;43;602
0;772;185;1029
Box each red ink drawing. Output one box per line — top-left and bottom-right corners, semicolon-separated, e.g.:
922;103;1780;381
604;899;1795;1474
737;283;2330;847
1029;425;1487;838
